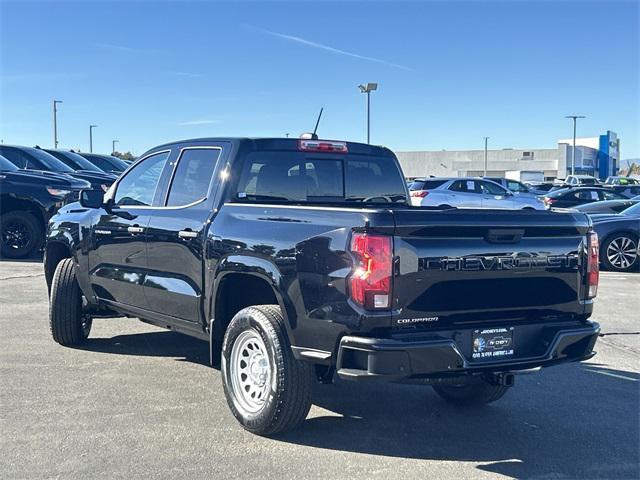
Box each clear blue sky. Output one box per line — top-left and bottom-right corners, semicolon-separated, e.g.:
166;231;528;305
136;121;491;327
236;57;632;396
1;0;638;158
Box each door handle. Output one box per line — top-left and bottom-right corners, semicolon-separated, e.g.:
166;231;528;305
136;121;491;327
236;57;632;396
127;226;144;234
178;230;198;239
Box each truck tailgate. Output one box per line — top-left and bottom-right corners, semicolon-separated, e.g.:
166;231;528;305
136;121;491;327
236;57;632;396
391;208;591;330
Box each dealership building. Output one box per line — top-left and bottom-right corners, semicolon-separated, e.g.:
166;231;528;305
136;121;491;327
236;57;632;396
396;130;620;182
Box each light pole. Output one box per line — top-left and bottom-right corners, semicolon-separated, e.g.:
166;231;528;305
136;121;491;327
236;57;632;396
358;83;378;144
483;136;489;176
53;100;63;148
565;115;585;176
89;125;98;153
112;139;119;154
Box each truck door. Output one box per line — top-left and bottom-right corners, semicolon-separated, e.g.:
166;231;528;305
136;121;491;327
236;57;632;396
144;145;225;324
87;150;171;309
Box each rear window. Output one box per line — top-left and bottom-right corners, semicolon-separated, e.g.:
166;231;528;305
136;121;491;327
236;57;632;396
235;151;407;204
409;180;446;191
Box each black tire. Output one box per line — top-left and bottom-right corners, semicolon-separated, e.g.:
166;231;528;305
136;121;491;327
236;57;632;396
601;233;639;272
0;211;43;259
221;305;312;436
432;379;510;406
49;258;92;346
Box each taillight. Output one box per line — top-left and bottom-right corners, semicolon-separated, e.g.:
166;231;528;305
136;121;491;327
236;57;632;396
298;139;348;153
410;191;429;198
349;233;393;309
587;231;599;298
544;197;556;207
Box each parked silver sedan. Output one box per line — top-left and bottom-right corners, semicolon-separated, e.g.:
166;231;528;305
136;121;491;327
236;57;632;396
409;177;545;209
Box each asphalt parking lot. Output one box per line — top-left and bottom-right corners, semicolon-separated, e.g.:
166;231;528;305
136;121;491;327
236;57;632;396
1;260;638;479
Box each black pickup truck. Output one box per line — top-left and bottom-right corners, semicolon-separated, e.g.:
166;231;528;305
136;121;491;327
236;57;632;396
45;137;600;435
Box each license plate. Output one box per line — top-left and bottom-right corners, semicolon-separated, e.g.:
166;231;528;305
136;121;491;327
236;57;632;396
472;327;515;361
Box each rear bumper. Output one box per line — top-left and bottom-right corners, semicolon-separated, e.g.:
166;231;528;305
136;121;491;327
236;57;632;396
336;321;600;381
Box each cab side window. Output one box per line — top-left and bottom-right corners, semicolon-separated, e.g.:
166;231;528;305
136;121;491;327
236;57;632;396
449;180;477;193
114;151;170;206
165;148;221;207
479;181;507;195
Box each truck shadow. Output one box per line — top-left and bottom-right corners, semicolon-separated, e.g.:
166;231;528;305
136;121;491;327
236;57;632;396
78;330;212;367
77;330;639;478
281;364;639;479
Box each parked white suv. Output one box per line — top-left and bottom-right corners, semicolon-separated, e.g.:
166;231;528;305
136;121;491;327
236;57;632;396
409;177;545;209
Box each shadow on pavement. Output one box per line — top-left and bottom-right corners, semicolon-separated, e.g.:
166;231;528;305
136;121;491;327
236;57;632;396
284;364;639;479
76;329;639;479
78;330;211;367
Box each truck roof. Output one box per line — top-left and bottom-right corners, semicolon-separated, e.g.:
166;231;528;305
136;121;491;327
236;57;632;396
147;137;394;156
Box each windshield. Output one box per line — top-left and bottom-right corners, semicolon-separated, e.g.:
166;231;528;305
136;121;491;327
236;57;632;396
82;153;128;172
24;148;74;172
622;202;640;216
46;150;103;172
235;151;408;204
0;155;18;171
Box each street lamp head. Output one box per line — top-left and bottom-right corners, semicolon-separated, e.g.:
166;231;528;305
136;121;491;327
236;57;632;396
358;83;378;93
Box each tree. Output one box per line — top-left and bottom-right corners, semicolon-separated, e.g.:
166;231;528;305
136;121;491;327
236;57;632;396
112;151;137;161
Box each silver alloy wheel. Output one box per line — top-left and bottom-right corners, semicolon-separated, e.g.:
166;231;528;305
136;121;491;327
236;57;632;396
606;236;638;269
229;329;271;415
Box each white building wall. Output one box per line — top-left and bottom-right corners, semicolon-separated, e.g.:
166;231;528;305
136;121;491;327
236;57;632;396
396;148;561;179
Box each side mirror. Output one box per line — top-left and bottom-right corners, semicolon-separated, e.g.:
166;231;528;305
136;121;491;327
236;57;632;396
79;189;104;209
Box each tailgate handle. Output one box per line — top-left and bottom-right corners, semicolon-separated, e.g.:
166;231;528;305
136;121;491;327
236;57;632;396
485;229;524;244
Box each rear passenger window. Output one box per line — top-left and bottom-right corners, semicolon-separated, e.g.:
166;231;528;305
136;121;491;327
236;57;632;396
166;148;221;206
449;180;476;193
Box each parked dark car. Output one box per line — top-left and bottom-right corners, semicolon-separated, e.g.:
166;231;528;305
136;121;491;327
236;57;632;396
76;152;129;174
0;145;116;191
603;185;640;199
42;148;119;180
45;137;600;436
543;187;627;209
591;203;640;272
574;198;639;214
524;181;557;193
0;154;89;258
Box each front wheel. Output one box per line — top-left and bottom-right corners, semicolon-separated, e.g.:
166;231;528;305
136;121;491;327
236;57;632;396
601;234;639;272
0;211;43;259
49;258;92;346
221;305;312;436
432;379;510;406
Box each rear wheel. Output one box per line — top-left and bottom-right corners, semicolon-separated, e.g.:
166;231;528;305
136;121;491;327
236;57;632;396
49;258;92;346
0;211;42;259
601;233;639;272
432;378;510;406
221;305;312;436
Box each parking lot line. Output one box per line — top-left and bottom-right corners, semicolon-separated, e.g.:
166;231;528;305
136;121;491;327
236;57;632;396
584;368;639;382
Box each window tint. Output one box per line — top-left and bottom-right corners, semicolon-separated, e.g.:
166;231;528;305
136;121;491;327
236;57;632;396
409;179;446;190
166;148;221;206
114;151;169;206
507;180;528;192
602;190;625;200
0;148;26;168
236;152;406;204
574;190;599;201
449;180;477;193
479;181;507;195
0;155;19;171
